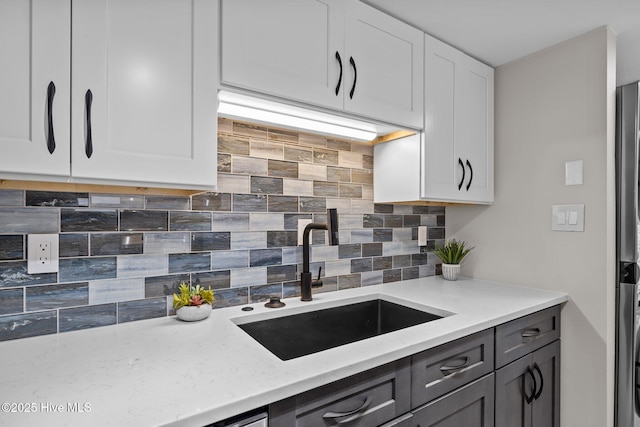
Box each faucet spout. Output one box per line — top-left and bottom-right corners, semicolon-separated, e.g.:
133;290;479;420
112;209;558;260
301;209;339;301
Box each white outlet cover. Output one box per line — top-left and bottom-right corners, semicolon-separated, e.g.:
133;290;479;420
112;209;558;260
418;226;428;246
28;234;59;274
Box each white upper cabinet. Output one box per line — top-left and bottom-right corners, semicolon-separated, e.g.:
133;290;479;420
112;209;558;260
0;0;218;190
221;0;344;112
422;35;493;203
0;0;71;178
343;1;423;129
221;0;423;130
71;0;218;188
374;35;494;205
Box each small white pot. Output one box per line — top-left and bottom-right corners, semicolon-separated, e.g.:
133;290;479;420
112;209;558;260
176;304;212;322
441;263;461;281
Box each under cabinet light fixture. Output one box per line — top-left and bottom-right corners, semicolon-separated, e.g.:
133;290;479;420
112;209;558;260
218;91;379;142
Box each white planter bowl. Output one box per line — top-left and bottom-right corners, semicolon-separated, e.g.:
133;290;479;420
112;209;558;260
176;304;212;322
441;263;461;281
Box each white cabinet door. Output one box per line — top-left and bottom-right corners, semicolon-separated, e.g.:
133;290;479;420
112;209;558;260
221;0;344;111
0;0;70;177
221;0;423;129
344;0;423;129
422;35;493;204
71;0;218;188
459;57;493;203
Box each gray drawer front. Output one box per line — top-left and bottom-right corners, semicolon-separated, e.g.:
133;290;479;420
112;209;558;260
411;329;494;408
412;374;495;427
495;305;561;368
269;358;410;427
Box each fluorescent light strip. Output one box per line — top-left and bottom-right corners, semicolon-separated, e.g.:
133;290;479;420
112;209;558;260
217;91;378;142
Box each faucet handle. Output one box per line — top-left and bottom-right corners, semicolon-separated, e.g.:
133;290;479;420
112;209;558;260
312;266;323;288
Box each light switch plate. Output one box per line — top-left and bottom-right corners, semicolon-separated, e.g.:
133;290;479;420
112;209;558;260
28;234;59;274
552;204;584;231
565;160;583;185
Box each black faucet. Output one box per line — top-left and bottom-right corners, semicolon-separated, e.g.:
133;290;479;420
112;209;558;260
301;208;339;301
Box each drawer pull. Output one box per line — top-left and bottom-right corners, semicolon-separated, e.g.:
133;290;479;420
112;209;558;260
439;356;469;374
322;396;372;423
521;328;541;338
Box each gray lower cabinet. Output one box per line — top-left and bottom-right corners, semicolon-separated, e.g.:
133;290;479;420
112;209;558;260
269;358;411;427
412;374;495;427
495;340;560;427
268;305;561;427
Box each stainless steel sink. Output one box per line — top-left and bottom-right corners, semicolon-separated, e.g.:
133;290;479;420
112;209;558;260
236;298;445;360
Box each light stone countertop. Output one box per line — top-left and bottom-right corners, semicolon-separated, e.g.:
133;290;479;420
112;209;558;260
0;276;568;426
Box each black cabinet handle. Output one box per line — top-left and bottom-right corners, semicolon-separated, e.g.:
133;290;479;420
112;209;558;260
335;51;342;96
458;158;465;190
349;56;357;99
84;89;93;158
46;81;56;154
521;328;541;339
322;396;372;423
466;159;473;191
524;366;537;404
533;362;544;400
439;356;469;375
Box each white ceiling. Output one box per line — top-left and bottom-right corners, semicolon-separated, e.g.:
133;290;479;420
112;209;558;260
363;0;640;85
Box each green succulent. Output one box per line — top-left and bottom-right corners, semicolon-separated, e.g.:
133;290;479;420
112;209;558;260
172;282;215;309
433;239;474;265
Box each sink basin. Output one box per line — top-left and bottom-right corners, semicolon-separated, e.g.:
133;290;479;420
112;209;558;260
236;298;444;360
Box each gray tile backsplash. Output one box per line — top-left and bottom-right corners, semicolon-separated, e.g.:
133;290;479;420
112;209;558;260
0;118;445;342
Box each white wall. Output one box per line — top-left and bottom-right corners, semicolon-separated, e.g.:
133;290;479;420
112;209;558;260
447;27;617;426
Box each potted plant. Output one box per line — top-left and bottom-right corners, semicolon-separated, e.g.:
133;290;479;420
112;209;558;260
433;239;474;281
173;282;215;321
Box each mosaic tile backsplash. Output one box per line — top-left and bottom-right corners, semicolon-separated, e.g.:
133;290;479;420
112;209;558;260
0;118;445;342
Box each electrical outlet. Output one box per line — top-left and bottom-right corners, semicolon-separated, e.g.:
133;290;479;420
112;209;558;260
38;241;51;265
418;226;428;246
28;234;59;274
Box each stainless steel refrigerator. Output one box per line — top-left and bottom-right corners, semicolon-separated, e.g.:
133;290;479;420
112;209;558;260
616;81;640;427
